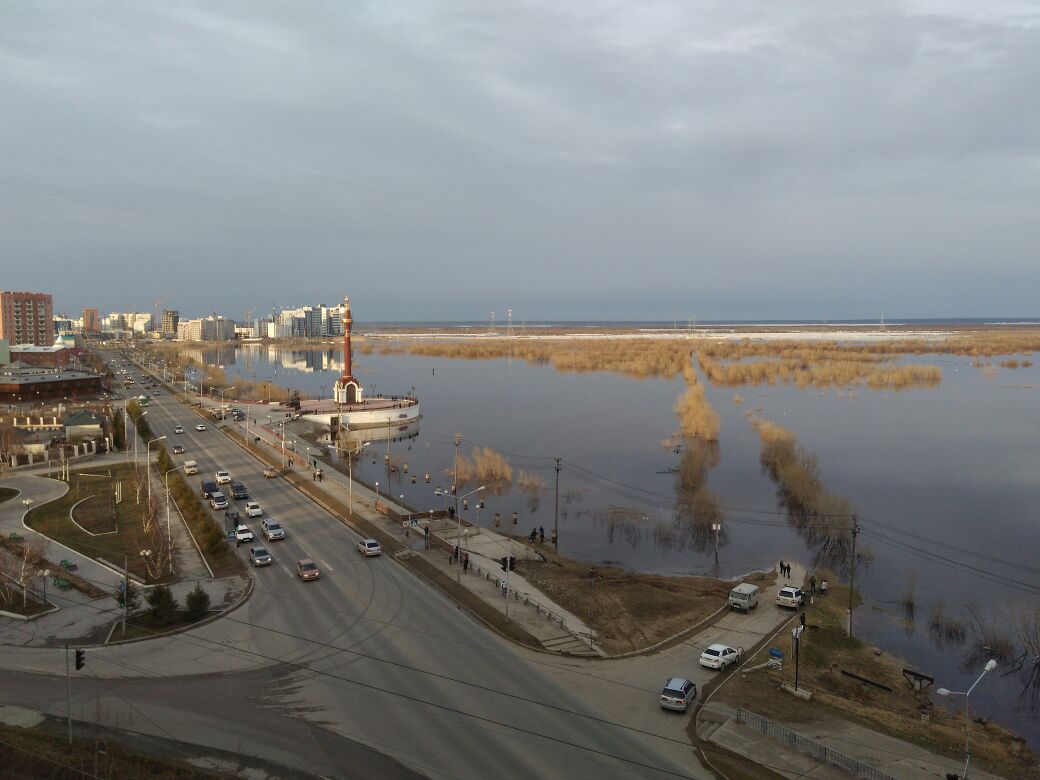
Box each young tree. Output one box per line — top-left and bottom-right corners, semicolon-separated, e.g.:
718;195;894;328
114;579;140;612
185;583;211;621
145;584;178;620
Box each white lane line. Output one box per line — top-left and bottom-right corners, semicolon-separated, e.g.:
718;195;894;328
279;564;292;577
320;561;335;572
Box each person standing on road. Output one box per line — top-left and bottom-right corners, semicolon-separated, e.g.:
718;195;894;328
810;575;817;595
779;559;785;577
463;553;469;573
821;579;828;596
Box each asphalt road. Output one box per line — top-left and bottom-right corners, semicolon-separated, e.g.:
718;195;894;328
0;358;710;780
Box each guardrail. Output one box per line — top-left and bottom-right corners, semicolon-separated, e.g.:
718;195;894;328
466;559;571;632
736;709;900;780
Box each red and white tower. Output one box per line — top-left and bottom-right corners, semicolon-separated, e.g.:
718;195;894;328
333;295;363;404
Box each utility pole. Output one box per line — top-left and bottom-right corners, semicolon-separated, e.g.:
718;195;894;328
848;515;860;638
712;522;721;565
65;644;71;745
553;457;561;548
453;433;461;511
123;556;129;635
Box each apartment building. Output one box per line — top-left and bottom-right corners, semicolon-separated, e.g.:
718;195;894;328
0;291;53;346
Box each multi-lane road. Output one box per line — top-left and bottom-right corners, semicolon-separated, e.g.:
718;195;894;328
0;363;713;779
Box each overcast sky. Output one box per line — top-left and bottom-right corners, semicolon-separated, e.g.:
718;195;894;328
2;1;1038;321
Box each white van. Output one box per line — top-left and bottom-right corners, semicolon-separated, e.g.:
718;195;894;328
728;583;760;611
183;460;199;475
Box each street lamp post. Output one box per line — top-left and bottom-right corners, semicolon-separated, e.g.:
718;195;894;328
455;486;486;584
374;481;379;509
133;410;148;466
146;435;166;508
164;464;186;575
937;659;998;779
344;441;371;515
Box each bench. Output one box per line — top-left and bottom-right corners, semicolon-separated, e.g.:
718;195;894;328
8;532;22;542
60;559;79;572
52;577;73;591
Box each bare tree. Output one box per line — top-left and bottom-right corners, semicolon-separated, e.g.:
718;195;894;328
17;537;47;607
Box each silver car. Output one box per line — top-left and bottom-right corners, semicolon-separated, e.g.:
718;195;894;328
249;546;272;567
660;677;697;712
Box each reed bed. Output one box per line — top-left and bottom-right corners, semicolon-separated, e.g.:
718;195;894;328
454;447;514;488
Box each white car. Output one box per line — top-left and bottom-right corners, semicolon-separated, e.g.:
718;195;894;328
357;539;382;557
195;423;207;431
245;501;263;518
699;644;743;670
235;524;254;543
776;586;805;609
215;470;231;484
174;425;184;434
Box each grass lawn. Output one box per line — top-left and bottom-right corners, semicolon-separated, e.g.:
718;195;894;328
24;463;175;583
0;486;19;503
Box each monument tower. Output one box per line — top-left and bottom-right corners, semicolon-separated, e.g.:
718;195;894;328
333;295;362;404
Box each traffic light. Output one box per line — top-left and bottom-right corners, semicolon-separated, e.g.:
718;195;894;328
508;556;516;571
500;557;508;572
75;649;86;670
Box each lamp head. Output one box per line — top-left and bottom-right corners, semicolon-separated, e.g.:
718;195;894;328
936;688;951;696
984;659;997;672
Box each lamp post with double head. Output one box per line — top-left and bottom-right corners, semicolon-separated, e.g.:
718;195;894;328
455;486;486;583
937;659;998;779
164;464;186;575
146;436;166;508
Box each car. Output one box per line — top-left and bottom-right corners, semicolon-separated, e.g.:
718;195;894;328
230;481;248;500
195;423;207;431
296;559;320;581
235;524;254;542
263;466;278;478
210;491;228;510
215;470;231;484
172;445;184;455
776;586;805;609
357;539;381;557
200;480;218;499
174;425;184;434
699;644;743;670
261;518;285;540
245;501;263;518
249;546;272;566
660;677;697;712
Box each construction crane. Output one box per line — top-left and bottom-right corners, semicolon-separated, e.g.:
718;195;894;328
153;294;171;332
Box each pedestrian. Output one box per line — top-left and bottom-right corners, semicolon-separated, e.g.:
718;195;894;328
425;526;430;550
539;526;545;543
463;553;469;573
779;559;785;576
810;575;817;595
318;470;324;482
454;545;460;561
785;563;791;577
312;470;316;481
821;579;828;596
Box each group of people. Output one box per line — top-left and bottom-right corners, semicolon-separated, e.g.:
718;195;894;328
528;527;545;544
449;545;470;572
779;560;829;596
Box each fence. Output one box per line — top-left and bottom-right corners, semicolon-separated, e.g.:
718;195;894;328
465;559;574;633
736;709;900;780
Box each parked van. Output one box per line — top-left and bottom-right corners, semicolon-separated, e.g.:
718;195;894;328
183;460;198;475
728;583;760;611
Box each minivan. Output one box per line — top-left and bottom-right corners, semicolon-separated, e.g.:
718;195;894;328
183;460;199;475
728;583;760;611
209;491;228;510
230;481;248;500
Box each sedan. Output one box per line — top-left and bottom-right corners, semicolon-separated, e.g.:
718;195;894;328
699;644;743;670
357;539;382;557
172;445;184;455
195;423;207;432
174;426;184;434
249;546;272;567
235;524;254;543
261;518;285;540
660;678;697;712
296;559;320;581
263;466;278;478
245;501;263;518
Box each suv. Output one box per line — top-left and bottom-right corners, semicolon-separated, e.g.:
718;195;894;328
209;491;228;510
659;678;697;712
215;470;231;485
776;586;805;609
200;480;218;499
249;546;272;567
261;518;285;540
230;481;248;500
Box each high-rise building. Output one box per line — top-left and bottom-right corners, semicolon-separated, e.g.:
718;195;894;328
0;291;53;346
161;309;180;336
83;308;100;334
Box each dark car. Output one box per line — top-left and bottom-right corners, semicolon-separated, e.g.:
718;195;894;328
200;480;218;499
230;481;248;500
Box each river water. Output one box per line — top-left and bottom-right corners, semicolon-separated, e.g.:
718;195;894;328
191;340;1040;746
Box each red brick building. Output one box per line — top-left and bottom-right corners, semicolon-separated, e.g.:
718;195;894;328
0;291;53;346
83;307;100;334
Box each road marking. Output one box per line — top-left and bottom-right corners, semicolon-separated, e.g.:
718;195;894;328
320;561;335;572
279;564;292;577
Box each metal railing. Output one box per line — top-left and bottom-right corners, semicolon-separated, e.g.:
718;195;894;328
736;709;900;780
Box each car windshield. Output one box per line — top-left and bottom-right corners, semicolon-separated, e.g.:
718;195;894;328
268;523;281;530
663;688;686;698
366;542;378;548
301;563;316;571
704;648;720;657
255;549;268;557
